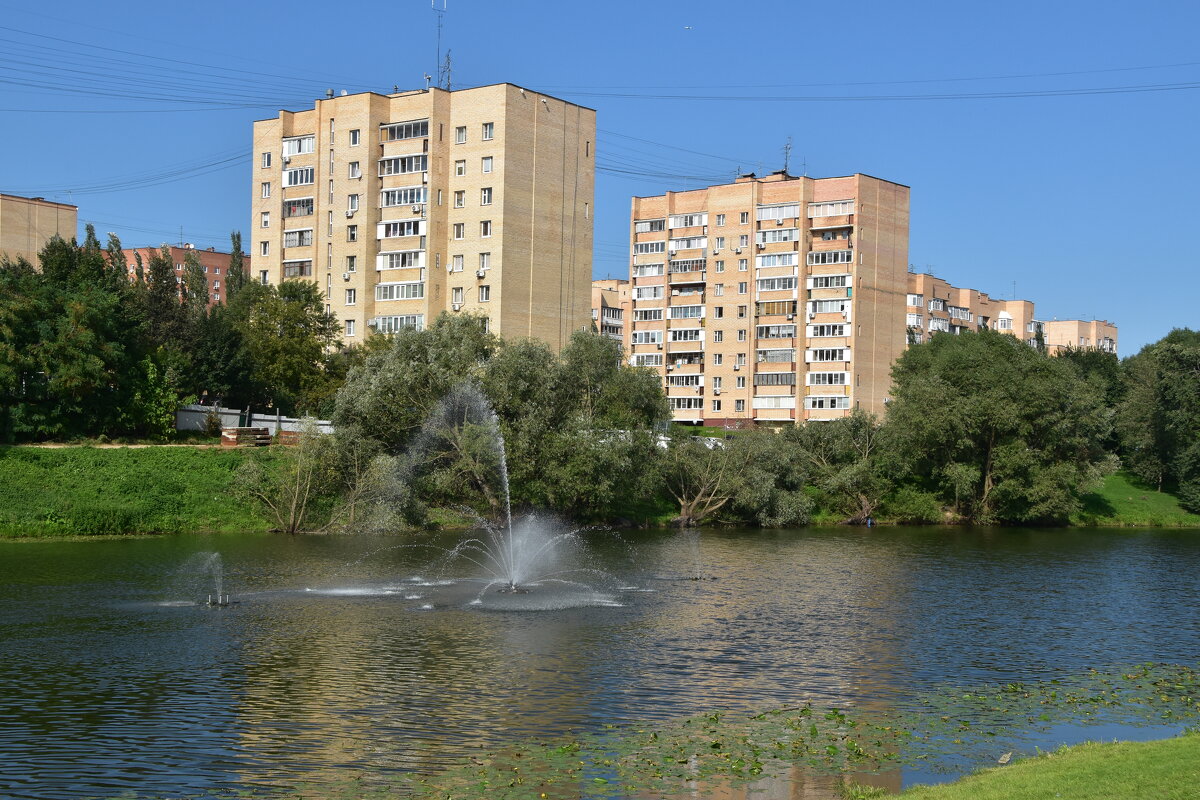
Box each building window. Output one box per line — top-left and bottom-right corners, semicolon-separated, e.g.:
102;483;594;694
807;250;854;266
380;119;429;142
738;259;748;271
634;308;663;321
345;288;356;305
380;186;427;207
349;129;360;146
479;285;491;301
451;254;464;272
378;251;422;270
455;159;466;176
282;260;313;277
715;260;725;273
713;330;724;343
261;152;272;168
907;293;924;306
669;213;708;228
997;317;1013;330
756;204;800;221
481;220;492;237
713;354;723;365
260;212;270;228
381;220;422;237
482;156;493;173
376;281;425;300
810;275;849;289
737;329;747;342
452;287;464;304
347;225;358;242
633;285;663;301
757;277;797;292
738;282;747;294
260;241;269;256
634;219;666;233
738;305;748;318
714;284;724;296
808;200;855;218
259;270;269;284
348;162;361;179
482;121;494;140
634;241;666;255
735;399;745;412
713;306;724;319
378;154;428;176
739;211;749;224
455;125;467;144
282;135;315;156
347;194;360;212
283;229;313;248
283;167;315;187
481;187;493;205
715;213;726;226
739;234;750;247
454;190;465;208
284;197;314;217
345;319;356;337
453;223;464;240
261;182;271;199
479;252;491;270
346;255;357;272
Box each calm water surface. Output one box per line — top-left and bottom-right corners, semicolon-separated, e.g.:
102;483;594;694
1;527;1198;798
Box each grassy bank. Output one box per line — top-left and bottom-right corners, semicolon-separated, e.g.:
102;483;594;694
1073;472;1200;527
849;732;1200;799
0;446;275;537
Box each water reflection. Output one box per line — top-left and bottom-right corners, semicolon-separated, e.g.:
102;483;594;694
0;527;1197;798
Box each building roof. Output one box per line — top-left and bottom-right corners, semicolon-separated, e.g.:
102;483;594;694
0;193;78;209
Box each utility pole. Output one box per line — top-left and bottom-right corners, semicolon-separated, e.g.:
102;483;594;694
782;136;792;173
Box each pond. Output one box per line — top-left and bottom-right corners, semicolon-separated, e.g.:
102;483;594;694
1;526;1198;798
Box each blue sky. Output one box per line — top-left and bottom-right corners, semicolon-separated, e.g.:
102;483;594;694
2;0;1196;353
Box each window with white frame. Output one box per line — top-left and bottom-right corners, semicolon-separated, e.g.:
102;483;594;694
346;256;356;272
380;186;427;207
670;397;704;410
810;299;849;314
753;396;797;410
632;263;664;277
284;197;313;217
347;194;359;212
282;259;312;277
948;306;972;321
632;353;663;367
347;225;358;242
349;129;360;146
259;270;269;284
808;200;855;218
372;314;425;333
906;293;924;306
480;220;492;237
282;135;315;156
481;187;493;205
714;284;724;296
715;214;726;226
634;308;663;321
634;241;666;254
715;260;725;272
714;236;726;249
259;241;269;256
807;250;853;265
738;259;748;271
284;167;315;187
634;285;664;300
667;375;702;387
669;328;702;342
455;126;467;144
997;316;1013;330
452;223;464;240
261;212;272;228
283;229;313;248
669;236;706;250
756;253;797;268
737;329;747;342
756;324;796;339
906;313;923;327
261;152;272;168
739;211;749;224
382;220;422;238
379;155;427;176
669;305;703;319
378;251;422;270
757;276;797;292
345;289;357;305
482;122;494;140
929;317;950;332
808;348;848;362
452;287;464;304
757;348;795;363
631;330;663;345
479;285;491;301
752;371;795;387
634;219;666;233
756;204;800;221
345;319;356;337
348;162;361;179
451;255;464;272
810;275;850;289
735;399;746;411
807;371;849;385
380;119;428;142
928;297;946;311
482;156;493;173
261;182;271;199
756;228;799;245
806;396;851;409
738;282;748;294
809;324;847;337
479;252;491;270
376;282;425;301
455;160;466;176
713;330;724;343
668;213;707;228
668;259;705;273
453;190;465;208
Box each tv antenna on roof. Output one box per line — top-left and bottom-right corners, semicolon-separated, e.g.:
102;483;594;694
783;136;792;173
433;1;451;90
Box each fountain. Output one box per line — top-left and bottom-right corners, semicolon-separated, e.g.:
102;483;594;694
161;551;233;607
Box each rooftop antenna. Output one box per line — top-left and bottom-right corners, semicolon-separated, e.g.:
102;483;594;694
782;136;792;173
433;1;449;89
442;50;452;90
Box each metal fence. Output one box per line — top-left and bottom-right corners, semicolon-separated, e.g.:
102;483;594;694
174;405;334;435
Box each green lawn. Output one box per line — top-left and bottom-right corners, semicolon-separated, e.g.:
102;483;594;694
0;445;276;537
1073;472;1200;527
856;733;1200;800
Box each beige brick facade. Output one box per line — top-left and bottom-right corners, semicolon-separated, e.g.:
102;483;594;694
591;278;630;342
0;193;77;266
905;273;1039;345
1043;318;1118;354
251;84;595;348
626;172;910;425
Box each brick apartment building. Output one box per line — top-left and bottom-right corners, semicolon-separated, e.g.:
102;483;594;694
0;193;77;265
123;244;250;307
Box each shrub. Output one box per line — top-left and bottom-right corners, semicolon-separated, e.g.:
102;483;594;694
883;486;943;524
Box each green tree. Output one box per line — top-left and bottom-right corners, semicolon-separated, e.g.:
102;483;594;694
145;244;183;343
226;231;247;299
886;329;1114;524
783;410;890;523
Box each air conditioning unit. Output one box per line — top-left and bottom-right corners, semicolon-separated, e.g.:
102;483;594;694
713;249;721;255
786;313;795;320
808;312;816;320
345;210;355;218
282;155;291;165
411;205;421;213
757;243;766;250
342;272;350;281
656;343;663;350
668;250;677;256
776;219;784;225
452;303;462;312
713;388;721;396
667;364;674;371
476;269;486;278
734;248;742;254
733;364;741;371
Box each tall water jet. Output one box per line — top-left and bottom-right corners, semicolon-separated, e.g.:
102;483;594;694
162;551;227;607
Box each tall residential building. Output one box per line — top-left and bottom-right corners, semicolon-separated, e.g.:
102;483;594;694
122;244;251;308
591;278;630;342
1043;319;1118;354
627;171;909;425
0;193;77;265
905;272;1038;345
251;84;595;347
